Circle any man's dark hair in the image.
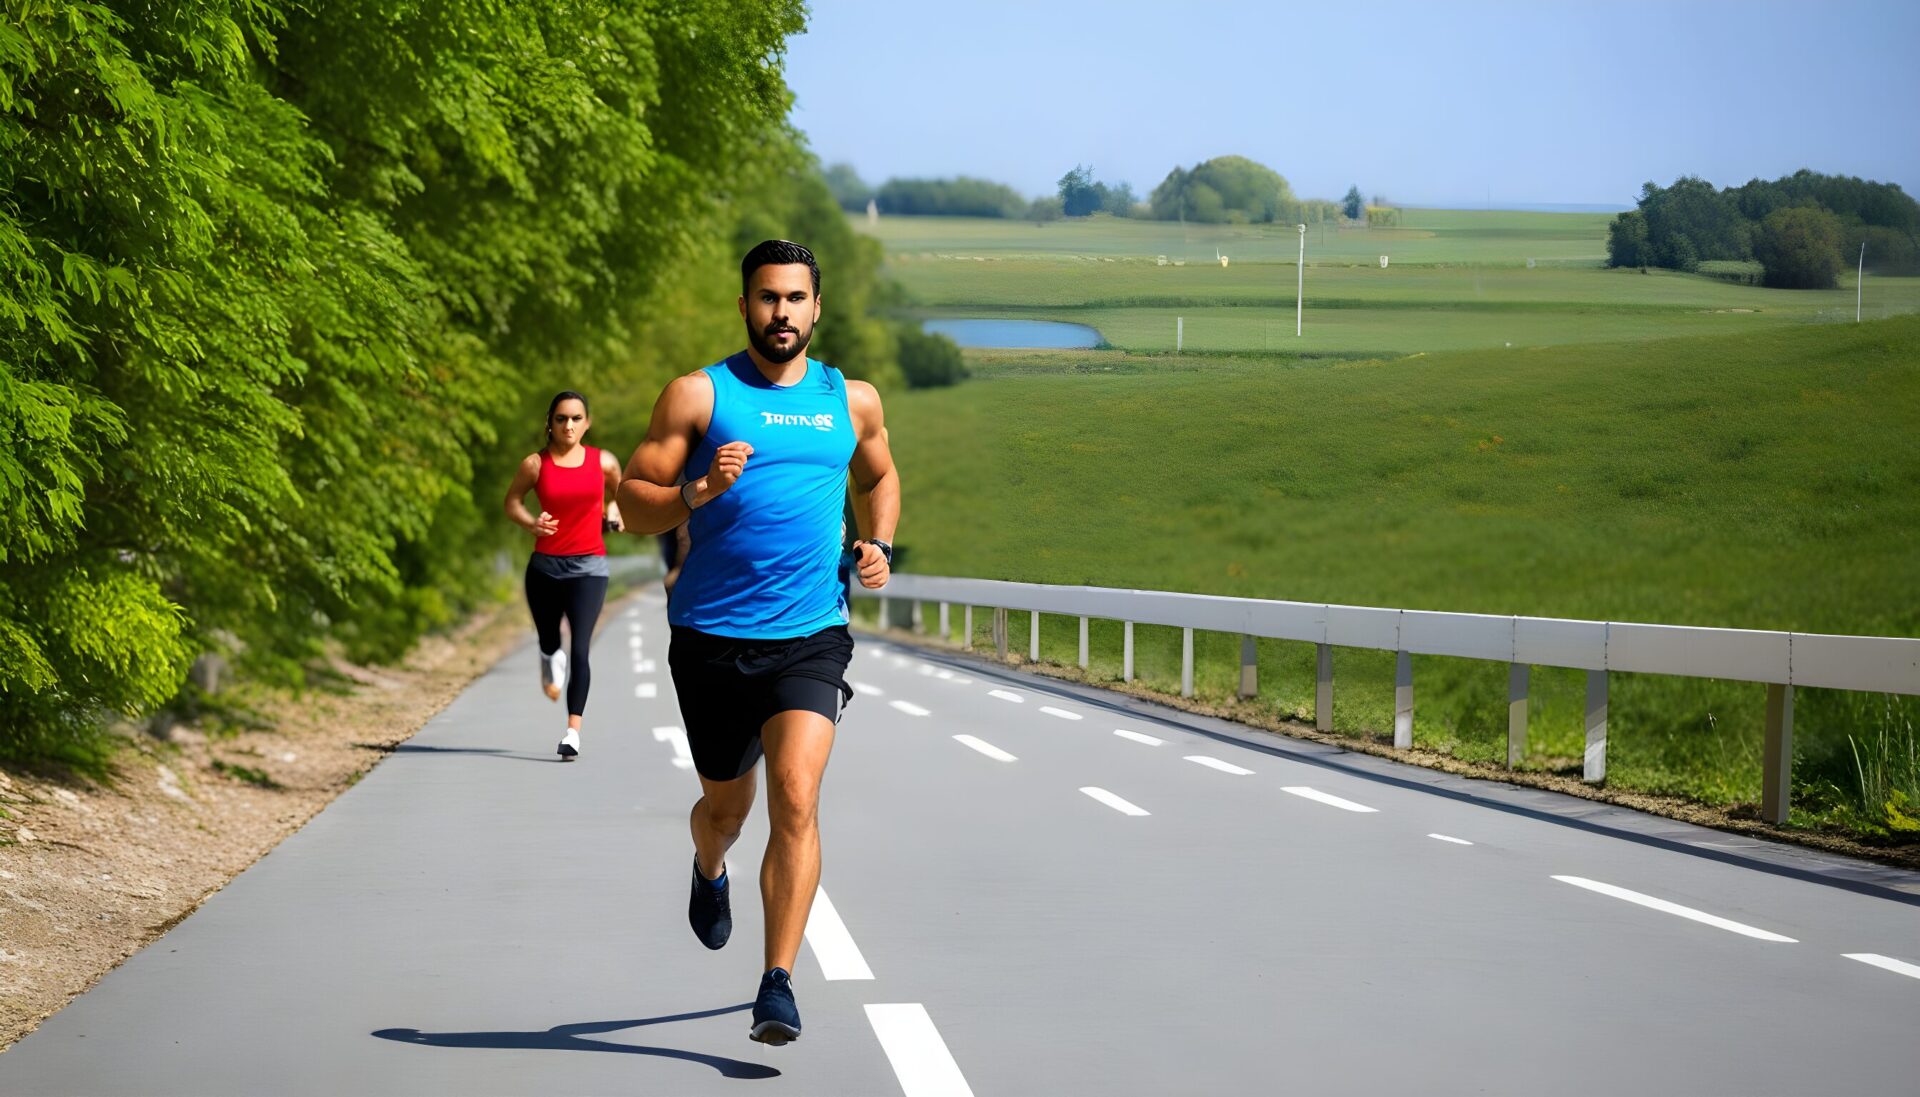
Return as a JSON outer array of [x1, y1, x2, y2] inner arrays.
[[741, 239, 821, 296]]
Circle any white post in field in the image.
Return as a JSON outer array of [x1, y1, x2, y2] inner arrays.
[[1857, 242, 1866, 322], [1176, 315, 1184, 354], [1295, 223, 1306, 337]]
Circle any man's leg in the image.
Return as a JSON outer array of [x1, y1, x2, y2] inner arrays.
[[759, 709, 836, 974], [692, 769, 757, 884]]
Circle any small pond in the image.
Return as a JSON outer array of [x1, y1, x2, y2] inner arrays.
[[922, 318, 1104, 349]]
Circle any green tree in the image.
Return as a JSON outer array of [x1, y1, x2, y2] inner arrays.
[[895, 326, 966, 389], [1606, 210, 1651, 268], [823, 163, 874, 212], [1058, 164, 1105, 217], [1147, 156, 1297, 223], [1343, 185, 1364, 220], [0, 0, 812, 766], [1753, 206, 1846, 289]]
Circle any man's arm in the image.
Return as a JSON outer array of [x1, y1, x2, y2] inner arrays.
[[617, 373, 753, 536], [846, 379, 899, 589]]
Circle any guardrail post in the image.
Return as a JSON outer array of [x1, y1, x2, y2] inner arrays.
[[993, 608, 1008, 660], [878, 596, 889, 629], [1394, 651, 1413, 749], [1762, 684, 1794, 825], [1584, 670, 1608, 783], [1238, 635, 1257, 698], [912, 601, 924, 633], [1181, 628, 1195, 697], [1507, 664, 1529, 767], [963, 606, 973, 651], [939, 602, 949, 641], [1123, 622, 1135, 682], [1030, 612, 1040, 662], [1316, 644, 1333, 731], [1078, 617, 1089, 669]]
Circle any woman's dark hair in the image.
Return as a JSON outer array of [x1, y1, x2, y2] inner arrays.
[[545, 390, 589, 443], [741, 239, 820, 296]]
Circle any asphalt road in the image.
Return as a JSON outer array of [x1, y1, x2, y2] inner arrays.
[[4, 589, 1917, 1095]]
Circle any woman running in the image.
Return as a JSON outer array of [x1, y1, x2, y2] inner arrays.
[[503, 391, 624, 760]]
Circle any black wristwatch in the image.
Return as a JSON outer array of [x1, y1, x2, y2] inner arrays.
[[865, 538, 893, 565]]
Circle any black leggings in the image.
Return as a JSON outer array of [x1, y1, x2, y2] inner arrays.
[[524, 567, 608, 717]]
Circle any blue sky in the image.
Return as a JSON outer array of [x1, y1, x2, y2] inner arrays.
[[784, 0, 1920, 209]]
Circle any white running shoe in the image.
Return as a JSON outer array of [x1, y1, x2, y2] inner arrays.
[[540, 649, 568, 702], [558, 727, 581, 760]]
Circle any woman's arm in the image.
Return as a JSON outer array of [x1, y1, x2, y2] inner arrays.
[[503, 453, 558, 536]]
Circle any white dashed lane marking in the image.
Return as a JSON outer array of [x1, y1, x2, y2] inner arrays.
[[634, 683, 658, 699], [802, 886, 874, 981], [988, 689, 1024, 703], [1038, 706, 1082, 721], [952, 735, 1016, 763], [1552, 876, 1798, 943], [851, 681, 885, 697], [1281, 786, 1378, 813], [1429, 834, 1475, 846], [1080, 787, 1150, 816], [1113, 729, 1164, 746], [650, 726, 693, 770], [1184, 755, 1252, 776], [889, 700, 930, 717], [865, 1004, 975, 1097], [1844, 953, 1920, 981]]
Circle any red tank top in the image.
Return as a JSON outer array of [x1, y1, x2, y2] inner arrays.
[[534, 446, 607, 557]]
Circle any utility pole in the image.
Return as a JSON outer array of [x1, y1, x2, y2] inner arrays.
[[1296, 223, 1306, 337]]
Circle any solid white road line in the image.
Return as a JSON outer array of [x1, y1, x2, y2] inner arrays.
[[634, 683, 658, 699], [1552, 876, 1798, 942], [865, 1004, 974, 1097], [650, 725, 693, 770], [1281, 786, 1378, 813], [988, 689, 1024, 703], [889, 700, 931, 717], [1843, 953, 1920, 980], [803, 886, 874, 981], [952, 735, 1016, 762], [1429, 834, 1475, 846], [1114, 729, 1165, 746], [1038, 706, 1083, 721], [1080, 787, 1150, 816], [852, 681, 885, 697], [1185, 755, 1253, 775]]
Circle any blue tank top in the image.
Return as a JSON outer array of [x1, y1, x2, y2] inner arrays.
[[670, 353, 857, 639]]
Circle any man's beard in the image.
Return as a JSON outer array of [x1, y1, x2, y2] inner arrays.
[[747, 319, 810, 364]]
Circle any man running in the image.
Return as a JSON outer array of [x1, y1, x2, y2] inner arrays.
[[617, 239, 899, 1045]]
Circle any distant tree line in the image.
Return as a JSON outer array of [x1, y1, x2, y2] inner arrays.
[[1607, 171, 1920, 287], [825, 154, 1342, 225]]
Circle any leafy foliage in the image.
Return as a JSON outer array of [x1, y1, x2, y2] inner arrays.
[[1148, 155, 1299, 224], [875, 176, 1031, 219], [0, 0, 853, 765], [1753, 206, 1846, 289], [1608, 171, 1920, 279]]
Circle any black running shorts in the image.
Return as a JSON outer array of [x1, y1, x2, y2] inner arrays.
[[667, 624, 854, 782]]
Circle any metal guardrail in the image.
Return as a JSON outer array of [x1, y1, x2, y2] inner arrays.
[[853, 574, 1920, 825]]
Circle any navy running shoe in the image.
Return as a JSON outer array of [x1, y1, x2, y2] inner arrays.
[[688, 857, 731, 950], [749, 967, 801, 1045]]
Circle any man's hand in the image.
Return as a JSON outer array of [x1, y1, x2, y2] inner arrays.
[[703, 441, 754, 500], [852, 540, 890, 589], [532, 510, 559, 537]]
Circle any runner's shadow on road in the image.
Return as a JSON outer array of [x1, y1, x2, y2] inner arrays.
[[372, 1003, 778, 1079], [373, 744, 553, 763]]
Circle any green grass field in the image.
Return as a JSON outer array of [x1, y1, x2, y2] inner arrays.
[[869, 211, 1920, 358], [874, 316, 1920, 836]]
